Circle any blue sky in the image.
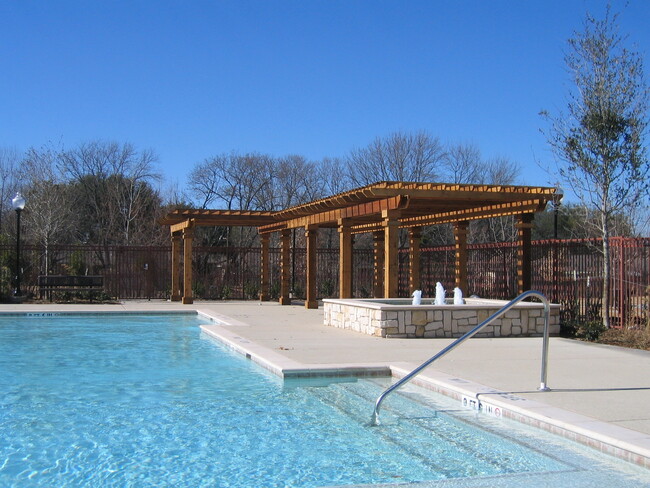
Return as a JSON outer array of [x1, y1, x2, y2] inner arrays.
[[1, 0, 649, 194]]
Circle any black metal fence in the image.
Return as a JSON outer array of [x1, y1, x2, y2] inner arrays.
[[1, 238, 648, 327]]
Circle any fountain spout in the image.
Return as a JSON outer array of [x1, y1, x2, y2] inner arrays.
[[435, 282, 445, 305], [453, 287, 465, 305], [411, 289, 422, 305]]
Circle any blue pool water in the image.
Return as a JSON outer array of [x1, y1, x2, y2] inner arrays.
[[1, 313, 649, 487]]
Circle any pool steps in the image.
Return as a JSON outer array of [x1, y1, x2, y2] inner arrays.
[[371, 291, 552, 426], [200, 312, 650, 471]]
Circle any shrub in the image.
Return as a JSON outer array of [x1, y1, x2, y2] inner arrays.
[[243, 281, 259, 299], [577, 320, 606, 341]]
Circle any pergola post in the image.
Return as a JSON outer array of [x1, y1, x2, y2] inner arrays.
[[259, 233, 270, 301], [279, 229, 291, 305], [182, 226, 194, 304], [516, 213, 534, 294], [338, 219, 353, 298], [305, 225, 319, 309], [383, 209, 400, 298], [372, 231, 385, 298], [454, 221, 469, 294], [408, 227, 421, 294], [171, 233, 182, 301]]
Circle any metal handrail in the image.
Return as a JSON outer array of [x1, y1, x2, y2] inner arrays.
[[370, 290, 552, 426]]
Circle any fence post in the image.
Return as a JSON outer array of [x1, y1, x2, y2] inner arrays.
[[618, 238, 625, 327]]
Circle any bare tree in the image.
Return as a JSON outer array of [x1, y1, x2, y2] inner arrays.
[[59, 141, 161, 246], [318, 157, 350, 196], [115, 151, 161, 244], [186, 156, 225, 209], [423, 151, 521, 245], [541, 6, 649, 327], [187, 153, 274, 210], [188, 152, 279, 247], [0, 147, 19, 234], [483, 156, 520, 185], [346, 131, 445, 186], [267, 155, 328, 210], [442, 143, 483, 183], [469, 156, 521, 244], [19, 146, 76, 273]]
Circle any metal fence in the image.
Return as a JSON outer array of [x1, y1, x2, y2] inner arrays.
[[1, 238, 648, 327]]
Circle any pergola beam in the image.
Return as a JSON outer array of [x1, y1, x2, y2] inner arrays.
[[258, 195, 409, 233], [170, 220, 193, 234], [348, 200, 547, 234], [162, 209, 276, 227]]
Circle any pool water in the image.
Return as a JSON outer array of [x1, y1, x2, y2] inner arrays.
[[0, 313, 649, 487]]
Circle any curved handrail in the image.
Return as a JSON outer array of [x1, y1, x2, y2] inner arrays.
[[370, 290, 551, 426]]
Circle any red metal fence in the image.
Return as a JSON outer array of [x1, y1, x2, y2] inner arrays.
[[1, 238, 648, 327]]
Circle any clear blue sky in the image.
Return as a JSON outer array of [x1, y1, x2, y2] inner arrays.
[[1, 0, 649, 194]]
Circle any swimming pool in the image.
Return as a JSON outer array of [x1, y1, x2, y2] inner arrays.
[[1, 312, 648, 487]]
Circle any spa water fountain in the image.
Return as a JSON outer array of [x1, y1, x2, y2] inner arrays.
[[434, 282, 445, 305], [454, 287, 464, 305], [323, 284, 560, 338]]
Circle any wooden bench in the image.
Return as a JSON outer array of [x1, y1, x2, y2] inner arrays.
[[38, 275, 104, 301]]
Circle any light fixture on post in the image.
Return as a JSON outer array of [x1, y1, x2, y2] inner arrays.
[[12, 192, 26, 299]]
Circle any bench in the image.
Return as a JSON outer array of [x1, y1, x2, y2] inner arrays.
[[38, 275, 104, 301]]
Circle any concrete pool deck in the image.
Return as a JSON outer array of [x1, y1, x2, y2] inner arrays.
[[4, 299, 650, 468]]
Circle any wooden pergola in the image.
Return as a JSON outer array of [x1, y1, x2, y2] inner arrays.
[[161, 181, 559, 307]]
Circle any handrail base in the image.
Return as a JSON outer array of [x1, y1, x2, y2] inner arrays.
[[370, 411, 379, 427]]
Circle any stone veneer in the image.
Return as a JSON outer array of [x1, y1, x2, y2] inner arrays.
[[322, 298, 560, 338]]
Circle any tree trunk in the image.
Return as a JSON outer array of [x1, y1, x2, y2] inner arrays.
[[601, 218, 611, 328]]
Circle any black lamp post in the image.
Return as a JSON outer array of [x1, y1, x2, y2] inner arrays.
[[12, 192, 26, 298], [551, 188, 563, 303], [552, 188, 564, 239]]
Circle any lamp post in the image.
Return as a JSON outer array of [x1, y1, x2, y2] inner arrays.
[[12, 192, 26, 298], [551, 188, 563, 303], [552, 189, 564, 239]]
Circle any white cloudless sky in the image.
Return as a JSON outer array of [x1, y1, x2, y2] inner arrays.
[[1, 0, 648, 197]]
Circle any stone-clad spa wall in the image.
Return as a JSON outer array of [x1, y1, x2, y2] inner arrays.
[[322, 298, 561, 338]]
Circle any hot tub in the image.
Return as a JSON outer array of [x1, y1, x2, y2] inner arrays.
[[322, 297, 560, 338]]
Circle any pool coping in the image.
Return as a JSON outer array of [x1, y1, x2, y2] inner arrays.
[[323, 297, 561, 310], [198, 311, 650, 470]]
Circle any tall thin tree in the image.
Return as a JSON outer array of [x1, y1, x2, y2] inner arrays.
[[542, 6, 649, 327]]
